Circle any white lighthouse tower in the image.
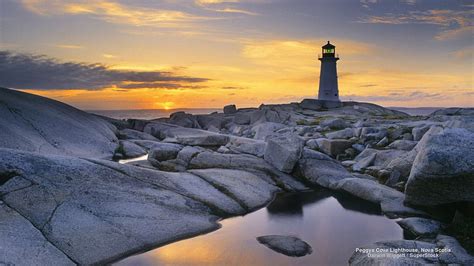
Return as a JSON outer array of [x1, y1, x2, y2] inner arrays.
[[318, 41, 340, 102]]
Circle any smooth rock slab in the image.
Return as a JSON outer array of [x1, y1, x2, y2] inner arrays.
[[0, 87, 118, 158], [297, 149, 354, 189], [388, 140, 417, 151], [118, 128, 157, 141], [147, 142, 183, 163], [335, 178, 404, 204], [120, 140, 147, 159], [257, 235, 312, 257], [0, 201, 74, 265], [88, 159, 246, 216], [397, 217, 443, 237], [190, 168, 280, 211], [189, 152, 308, 191], [227, 137, 266, 157], [0, 148, 218, 265]]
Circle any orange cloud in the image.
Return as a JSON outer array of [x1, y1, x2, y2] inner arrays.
[[21, 0, 210, 28]]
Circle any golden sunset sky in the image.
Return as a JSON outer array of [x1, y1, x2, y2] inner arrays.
[[1, 0, 473, 109]]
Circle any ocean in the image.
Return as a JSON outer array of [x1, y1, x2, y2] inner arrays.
[[89, 107, 442, 120], [89, 108, 221, 120]]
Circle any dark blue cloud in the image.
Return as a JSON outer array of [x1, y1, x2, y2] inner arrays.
[[0, 51, 209, 90]]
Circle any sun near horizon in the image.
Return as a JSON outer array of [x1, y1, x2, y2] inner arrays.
[[1, 0, 472, 110]]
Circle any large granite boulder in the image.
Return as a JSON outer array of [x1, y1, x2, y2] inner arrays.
[[251, 122, 286, 140], [227, 137, 266, 157], [118, 128, 157, 141], [316, 139, 353, 157], [405, 126, 474, 206], [119, 140, 147, 159], [147, 142, 184, 166], [144, 122, 230, 146], [335, 178, 404, 204], [325, 128, 354, 139], [360, 127, 388, 141], [397, 217, 443, 237], [0, 148, 219, 265], [320, 118, 350, 130], [387, 140, 417, 151], [412, 125, 431, 141], [297, 148, 354, 188], [0, 88, 118, 158], [223, 104, 237, 114], [264, 134, 304, 173], [168, 111, 200, 128], [233, 112, 251, 125], [299, 99, 323, 110]]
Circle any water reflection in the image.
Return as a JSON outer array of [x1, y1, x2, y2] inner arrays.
[[117, 189, 403, 266]]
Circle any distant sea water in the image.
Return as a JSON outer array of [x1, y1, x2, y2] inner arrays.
[[89, 108, 221, 120], [89, 107, 443, 120]]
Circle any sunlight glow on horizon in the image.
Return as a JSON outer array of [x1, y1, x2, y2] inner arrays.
[[2, 0, 473, 109]]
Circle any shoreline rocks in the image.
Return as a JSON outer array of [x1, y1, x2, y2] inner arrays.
[[1, 88, 473, 265]]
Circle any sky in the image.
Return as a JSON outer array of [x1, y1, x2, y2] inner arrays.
[[0, 0, 473, 110]]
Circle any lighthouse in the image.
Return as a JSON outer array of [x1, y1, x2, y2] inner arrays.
[[318, 41, 340, 102]]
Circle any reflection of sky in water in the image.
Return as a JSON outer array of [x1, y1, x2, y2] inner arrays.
[[117, 190, 403, 266]]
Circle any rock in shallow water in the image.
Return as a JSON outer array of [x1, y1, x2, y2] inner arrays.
[[257, 235, 312, 257]]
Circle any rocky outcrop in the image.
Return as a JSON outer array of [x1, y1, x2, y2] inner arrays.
[[226, 137, 266, 157], [297, 149, 354, 188], [0, 149, 219, 265], [118, 128, 157, 141], [189, 152, 308, 191], [316, 139, 353, 157], [405, 127, 474, 206], [397, 217, 444, 237], [190, 169, 279, 211], [257, 235, 312, 257], [1, 88, 472, 265], [223, 104, 237, 114], [0, 87, 118, 158], [118, 140, 147, 159], [264, 134, 304, 173]]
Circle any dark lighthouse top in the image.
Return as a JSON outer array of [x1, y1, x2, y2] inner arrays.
[[321, 41, 337, 58]]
